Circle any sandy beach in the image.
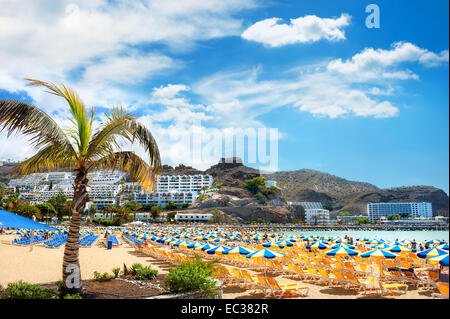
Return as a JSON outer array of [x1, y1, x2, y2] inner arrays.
[[0, 234, 438, 299]]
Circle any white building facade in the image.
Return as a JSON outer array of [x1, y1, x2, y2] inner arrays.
[[367, 202, 433, 222], [175, 213, 212, 222], [305, 208, 330, 225]]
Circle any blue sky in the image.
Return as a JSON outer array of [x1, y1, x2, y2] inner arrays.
[[0, 0, 448, 193]]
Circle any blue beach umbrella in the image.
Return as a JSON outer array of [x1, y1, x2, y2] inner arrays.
[[326, 246, 359, 257], [386, 244, 416, 253], [276, 240, 294, 247], [306, 241, 330, 250], [331, 243, 356, 250], [417, 247, 448, 259], [262, 241, 284, 249], [206, 245, 230, 255], [426, 254, 449, 267], [361, 249, 397, 259], [222, 246, 255, 255], [436, 244, 449, 251], [246, 248, 285, 259], [0, 209, 58, 231]]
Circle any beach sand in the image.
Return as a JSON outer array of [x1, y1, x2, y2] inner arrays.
[[0, 234, 436, 299]]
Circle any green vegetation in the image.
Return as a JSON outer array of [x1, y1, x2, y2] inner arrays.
[[387, 214, 401, 221], [165, 255, 218, 296], [1, 79, 162, 295], [0, 281, 58, 299], [338, 211, 351, 216], [150, 205, 162, 220], [112, 267, 120, 278], [63, 293, 82, 299], [244, 177, 268, 195], [127, 263, 158, 280], [166, 211, 177, 222], [93, 271, 113, 281]]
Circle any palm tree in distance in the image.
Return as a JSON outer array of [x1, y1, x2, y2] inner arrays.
[[0, 79, 162, 294]]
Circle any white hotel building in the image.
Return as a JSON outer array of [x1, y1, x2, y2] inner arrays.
[[305, 208, 330, 225], [134, 174, 214, 208], [367, 202, 433, 222], [156, 175, 213, 193]]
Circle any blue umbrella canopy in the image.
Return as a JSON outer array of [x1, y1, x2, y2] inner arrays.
[[331, 243, 356, 250], [206, 245, 230, 255], [326, 246, 359, 257], [222, 246, 255, 255], [0, 209, 57, 231], [426, 254, 449, 267], [417, 247, 448, 259], [246, 248, 285, 259], [361, 248, 397, 259], [262, 241, 284, 249]]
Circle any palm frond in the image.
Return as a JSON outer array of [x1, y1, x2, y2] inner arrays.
[[86, 106, 134, 160], [26, 79, 92, 158], [0, 99, 76, 157], [88, 151, 157, 191], [87, 106, 162, 175], [16, 144, 77, 175]]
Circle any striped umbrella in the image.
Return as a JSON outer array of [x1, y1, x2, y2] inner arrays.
[[326, 246, 359, 257], [262, 241, 285, 249], [436, 244, 449, 251], [386, 244, 416, 253], [276, 240, 294, 247], [212, 237, 226, 243], [206, 245, 230, 255], [177, 241, 192, 249], [195, 243, 216, 252], [187, 242, 203, 249], [331, 243, 356, 250], [426, 254, 449, 267], [361, 249, 397, 259], [246, 248, 285, 259], [417, 247, 448, 259], [222, 246, 255, 255], [306, 241, 330, 250]]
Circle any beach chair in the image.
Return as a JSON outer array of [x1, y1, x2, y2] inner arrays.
[[432, 282, 449, 299], [343, 271, 371, 291], [264, 276, 309, 299], [317, 267, 340, 287], [367, 275, 408, 296]]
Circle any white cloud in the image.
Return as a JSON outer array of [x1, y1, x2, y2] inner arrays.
[[0, 0, 260, 113], [328, 42, 449, 81], [241, 14, 351, 47], [194, 68, 399, 120]]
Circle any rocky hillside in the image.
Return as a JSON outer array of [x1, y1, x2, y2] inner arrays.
[[2, 158, 448, 218], [201, 160, 449, 217], [264, 169, 379, 201]]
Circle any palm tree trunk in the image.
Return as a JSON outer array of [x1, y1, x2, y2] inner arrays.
[[62, 168, 89, 295]]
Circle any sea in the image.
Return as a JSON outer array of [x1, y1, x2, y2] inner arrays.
[[282, 230, 449, 242]]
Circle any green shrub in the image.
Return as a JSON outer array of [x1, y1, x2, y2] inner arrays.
[[63, 293, 82, 299], [112, 267, 120, 278], [1, 281, 58, 299], [56, 280, 64, 293], [165, 255, 218, 296], [130, 263, 143, 276], [93, 271, 112, 281], [135, 267, 158, 280]]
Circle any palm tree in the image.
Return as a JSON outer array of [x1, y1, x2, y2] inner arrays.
[[0, 79, 162, 294]]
